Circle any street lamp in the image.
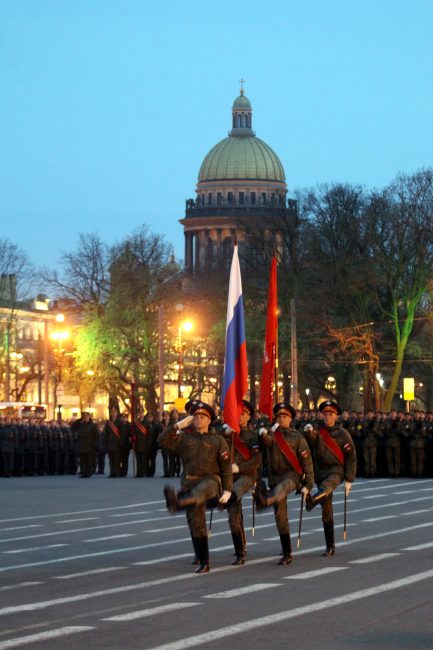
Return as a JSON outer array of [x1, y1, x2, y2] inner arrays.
[[178, 319, 193, 398], [51, 315, 69, 420]]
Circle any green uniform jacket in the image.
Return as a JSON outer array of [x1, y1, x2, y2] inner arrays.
[[304, 424, 356, 483], [158, 425, 233, 492], [263, 427, 314, 490]]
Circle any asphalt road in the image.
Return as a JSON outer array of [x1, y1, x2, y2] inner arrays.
[[0, 461, 433, 650]]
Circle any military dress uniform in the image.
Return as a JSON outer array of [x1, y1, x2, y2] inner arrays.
[[222, 400, 262, 565], [159, 402, 233, 573], [103, 413, 125, 478], [0, 418, 17, 477], [71, 414, 99, 477], [384, 412, 403, 477], [131, 411, 152, 478], [255, 402, 314, 565], [304, 400, 356, 556]]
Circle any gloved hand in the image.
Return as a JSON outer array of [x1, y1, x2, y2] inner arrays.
[[271, 422, 279, 432], [345, 481, 352, 497], [175, 415, 194, 430], [301, 486, 309, 498], [219, 490, 231, 504], [259, 427, 268, 437], [232, 463, 240, 473], [303, 424, 313, 433]]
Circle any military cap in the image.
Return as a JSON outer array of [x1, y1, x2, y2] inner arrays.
[[190, 401, 215, 421], [185, 399, 199, 414], [241, 400, 255, 418], [319, 400, 342, 415], [273, 402, 296, 419]]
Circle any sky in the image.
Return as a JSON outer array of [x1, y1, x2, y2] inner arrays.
[[2, 0, 433, 271]]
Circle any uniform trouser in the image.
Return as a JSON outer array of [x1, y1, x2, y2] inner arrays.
[[184, 478, 220, 537], [80, 452, 93, 477], [162, 451, 174, 477], [108, 450, 120, 477], [97, 452, 106, 473], [146, 451, 156, 477], [317, 472, 342, 523], [386, 445, 401, 476], [363, 445, 377, 476], [135, 451, 148, 477], [228, 475, 254, 536], [410, 448, 425, 477], [2, 452, 14, 476], [272, 477, 297, 535], [25, 452, 37, 475], [119, 448, 129, 477]]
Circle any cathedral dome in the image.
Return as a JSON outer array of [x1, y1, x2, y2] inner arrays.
[[197, 91, 285, 183]]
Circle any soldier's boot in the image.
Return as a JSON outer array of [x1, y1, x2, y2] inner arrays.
[[195, 536, 210, 574], [305, 488, 328, 512], [253, 479, 269, 511], [191, 532, 200, 565], [278, 533, 292, 566], [322, 520, 335, 557], [163, 486, 196, 514], [231, 531, 246, 565]]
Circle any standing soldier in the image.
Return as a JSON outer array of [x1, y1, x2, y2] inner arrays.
[[119, 413, 131, 477], [384, 410, 403, 478], [0, 416, 17, 478], [104, 406, 124, 478], [71, 412, 99, 478], [160, 402, 232, 574], [409, 410, 427, 478], [221, 400, 262, 566], [362, 410, 380, 478], [132, 407, 152, 478], [304, 400, 356, 557], [254, 402, 314, 566]]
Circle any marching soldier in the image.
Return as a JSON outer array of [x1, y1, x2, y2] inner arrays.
[[159, 401, 232, 574], [304, 400, 356, 557], [254, 402, 314, 565], [221, 400, 262, 565]]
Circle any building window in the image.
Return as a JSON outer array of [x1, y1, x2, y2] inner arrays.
[[217, 192, 222, 205], [208, 193, 212, 205], [250, 192, 256, 205], [227, 192, 233, 204], [262, 192, 267, 205], [239, 192, 244, 205]]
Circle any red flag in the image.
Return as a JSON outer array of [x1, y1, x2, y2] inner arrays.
[[258, 256, 278, 420]]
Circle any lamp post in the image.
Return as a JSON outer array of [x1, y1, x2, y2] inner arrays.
[[178, 320, 193, 398], [51, 314, 69, 421]]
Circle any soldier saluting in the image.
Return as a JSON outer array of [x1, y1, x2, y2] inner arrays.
[[304, 400, 356, 557], [159, 401, 232, 574], [254, 402, 314, 566]]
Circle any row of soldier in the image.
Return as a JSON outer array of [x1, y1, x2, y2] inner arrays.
[[160, 398, 356, 574], [1, 406, 433, 478]]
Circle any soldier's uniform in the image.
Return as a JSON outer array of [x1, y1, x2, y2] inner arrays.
[[304, 400, 356, 556], [222, 400, 262, 565], [256, 402, 314, 565], [409, 412, 427, 478], [0, 417, 17, 477], [384, 411, 403, 477], [159, 402, 232, 574], [71, 413, 99, 478], [131, 409, 152, 478], [362, 411, 380, 478], [103, 409, 125, 478]]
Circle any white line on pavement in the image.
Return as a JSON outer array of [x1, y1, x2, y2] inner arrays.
[[103, 602, 200, 621], [403, 541, 433, 551], [54, 518, 100, 524], [3, 544, 68, 554], [146, 569, 433, 650], [53, 567, 126, 579], [0, 501, 165, 524], [362, 515, 397, 522], [204, 584, 279, 598], [83, 535, 135, 542], [0, 626, 94, 650], [350, 553, 400, 564], [363, 495, 386, 499], [0, 582, 43, 592], [134, 544, 242, 566], [284, 567, 347, 579], [2, 525, 42, 532]]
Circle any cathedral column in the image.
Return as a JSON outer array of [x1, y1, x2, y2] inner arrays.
[[194, 230, 201, 274]]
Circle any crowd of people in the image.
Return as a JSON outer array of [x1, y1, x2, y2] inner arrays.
[[0, 405, 432, 480]]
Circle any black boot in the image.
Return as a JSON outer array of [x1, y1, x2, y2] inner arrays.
[[231, 531, 246, 565], [322, 520, 335, 557], [278, 533, 292, 565], [195, 536, 210, 574], [253, 479, 268, 511], [163, 486, 178, 513], [306, 488, 328, 512], [191, 534, 200, 565]]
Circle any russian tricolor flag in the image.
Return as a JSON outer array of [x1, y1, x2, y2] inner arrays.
[[221, 243, 248, 432]]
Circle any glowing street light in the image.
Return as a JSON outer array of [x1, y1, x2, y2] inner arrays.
[[178, 319, 193, 398]]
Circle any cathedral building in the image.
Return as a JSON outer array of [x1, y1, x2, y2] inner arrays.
[[181, 87, 295, 274]]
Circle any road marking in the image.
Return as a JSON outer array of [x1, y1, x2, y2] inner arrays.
[[146, 569, 433, 650], [55, 517, 99, 523], [3, 544, 68, 554], [401, 509, 432, 516], [83, 534, 135, 542], [103, 602, 200, 621], [362, 515, 397, 522], [1, 525, 42, 532], [284, 567, 347, 579], [204, 584, 279, 598], [0, 626, 93, 649], [350, 553, 400, 564], [134, 544, 240, 566], [393, 491, 413, 495], [363, 495, 386, 499], [0, 582, 43, 591], [0, 501, 165, 524], [53, 567, 126, 579], [147, 525, 186, 533], [110, 511, 150, 517], [403, 541, 433, 551]]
